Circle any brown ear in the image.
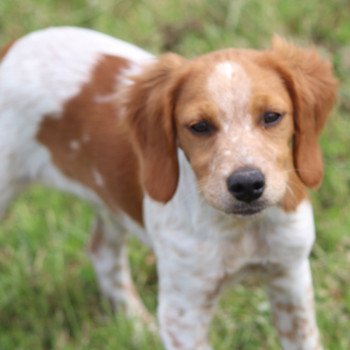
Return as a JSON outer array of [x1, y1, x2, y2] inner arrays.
[[124, 53, 186, 203], [269, 36, 338, 188]]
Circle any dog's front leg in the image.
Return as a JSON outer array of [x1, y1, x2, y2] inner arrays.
[[157, 266, 220, 350], [268, 260, 322, 350], [154, 238, 224, 350]]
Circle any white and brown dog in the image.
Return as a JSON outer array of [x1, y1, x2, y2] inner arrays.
[[0, 27, 337, 349]]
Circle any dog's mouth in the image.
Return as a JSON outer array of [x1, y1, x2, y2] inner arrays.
[[229, 201, 267, 216]]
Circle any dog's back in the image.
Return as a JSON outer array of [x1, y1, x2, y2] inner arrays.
[[0, 27, 151, 221]]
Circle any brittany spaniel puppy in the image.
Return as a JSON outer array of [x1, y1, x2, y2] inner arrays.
[[0, 27, 337, 349]]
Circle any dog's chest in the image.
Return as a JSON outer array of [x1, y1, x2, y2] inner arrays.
[[213, 222, 287, 285], [144, 193, 315, 289], [189, 216, 287, 283]]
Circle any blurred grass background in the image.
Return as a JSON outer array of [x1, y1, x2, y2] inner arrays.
[[0, 0, 350, 349]]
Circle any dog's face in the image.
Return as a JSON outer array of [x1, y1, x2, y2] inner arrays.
[[126, 38, 337, 214], [175, 56, 294, 214]]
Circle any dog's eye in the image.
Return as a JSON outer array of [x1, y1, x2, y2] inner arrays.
[[189, 120, 214, 135], [262, 112, 283, 127]]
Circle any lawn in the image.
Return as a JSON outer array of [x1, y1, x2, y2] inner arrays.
[[0, 0, 350, 349]]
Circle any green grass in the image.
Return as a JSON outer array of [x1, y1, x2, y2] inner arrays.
[[1, 0, 350, 349]]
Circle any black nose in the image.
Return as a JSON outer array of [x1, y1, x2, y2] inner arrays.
[[227, 168, 265, 203]]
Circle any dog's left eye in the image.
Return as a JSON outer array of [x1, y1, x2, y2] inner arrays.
[[189, 120, 214, 135], [262, 112, 283, 127]]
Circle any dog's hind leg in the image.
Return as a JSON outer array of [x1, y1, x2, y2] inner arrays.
[[88, 212, 155, 330]]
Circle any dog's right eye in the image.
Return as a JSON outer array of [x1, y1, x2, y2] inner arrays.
[[261, 111, 284, 127], [189, 121, 214, 135]]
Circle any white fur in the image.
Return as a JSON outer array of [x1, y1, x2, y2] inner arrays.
[[69, 140, 81, 151], [207, 61, 251, 124], [92, 168, 105, 187], [0, 28, 321, 350]]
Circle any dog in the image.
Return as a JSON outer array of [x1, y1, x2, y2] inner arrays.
[[0, 27, 337, 349]]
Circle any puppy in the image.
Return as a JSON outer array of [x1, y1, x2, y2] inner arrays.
[[0, 27, 337, 349]]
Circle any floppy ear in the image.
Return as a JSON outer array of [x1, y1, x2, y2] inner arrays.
[[124, 53, 186, 203], [269, 36, 338, 188]]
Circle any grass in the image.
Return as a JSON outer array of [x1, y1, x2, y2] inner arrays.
[[0, 0, 350, 349]]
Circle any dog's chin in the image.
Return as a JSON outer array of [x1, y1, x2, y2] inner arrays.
[[226, 201, 268, 216], [203, 193, 269, 216]]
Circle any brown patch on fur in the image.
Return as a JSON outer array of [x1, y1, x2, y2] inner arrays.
[[275, 302, 303, 314], [202, 273, 228, 305], [267, 37, 338, 189], [168, 328, 184, 349], [277, 316, 312, 342], [174, 61, 221, 182], [0, 41, 15, 61], [37, 55, 144, 225], [280, 170, 308, 212], [124, 53, 187, 203]]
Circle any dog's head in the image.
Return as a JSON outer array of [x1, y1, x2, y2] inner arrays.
[[124, 37, 337, 215]]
